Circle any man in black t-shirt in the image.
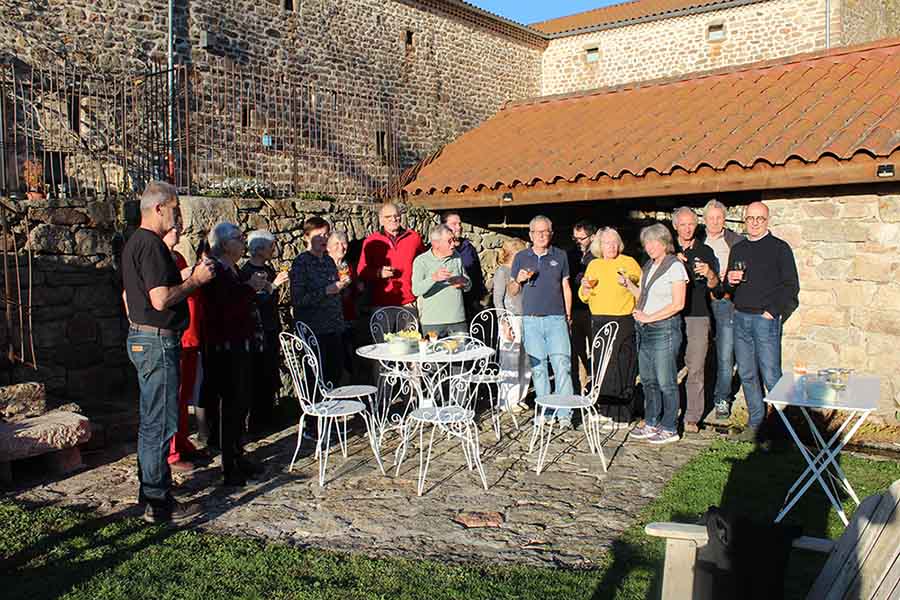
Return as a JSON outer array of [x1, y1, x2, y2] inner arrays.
[[122, 181, 215, 524], [673, 207, 720, 435]]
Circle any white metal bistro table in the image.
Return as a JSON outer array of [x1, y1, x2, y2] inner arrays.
[[764, 373, 879, 526], [356, 342, 495, 444]]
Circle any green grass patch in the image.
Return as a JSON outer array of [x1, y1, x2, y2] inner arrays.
[[2, 440, 898, 600]]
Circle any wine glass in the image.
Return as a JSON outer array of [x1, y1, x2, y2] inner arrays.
[[692, 257, 706, 281], [732, 259, 747, 283]]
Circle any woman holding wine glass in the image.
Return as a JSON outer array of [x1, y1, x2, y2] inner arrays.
[[290, 217, 352, 387], [327, 230, 364, 381], [578, 228, 642, 413]]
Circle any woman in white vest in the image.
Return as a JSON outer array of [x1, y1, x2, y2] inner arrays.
[[621, 224, 687, 445]]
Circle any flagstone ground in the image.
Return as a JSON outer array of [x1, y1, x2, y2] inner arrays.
[[10, 419, 715, 567]]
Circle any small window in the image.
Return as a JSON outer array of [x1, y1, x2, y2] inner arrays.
[[283, 0, 295, 11], [405, 30, 414, 51], [376, 131, 388, 161], [708, 24, 725, 42], [585, 47, 600, 64], [67, 93, 81, 134], [241, 104, 252, 128]]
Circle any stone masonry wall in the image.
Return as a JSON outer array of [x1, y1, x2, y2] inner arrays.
[[841, 0, 900, 46], [541, 0, 837, 96], [1, 0, 543, 185], [766, 185, 900, 423]]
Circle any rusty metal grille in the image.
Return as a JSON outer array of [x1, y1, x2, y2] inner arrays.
[[189, 59, 403, 200], [0, 59, 187, 199]]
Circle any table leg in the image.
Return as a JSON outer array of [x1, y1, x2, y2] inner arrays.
[[775, 407, 871, 526], [783, 408, 853, 499], [799, 407, 862, 505]]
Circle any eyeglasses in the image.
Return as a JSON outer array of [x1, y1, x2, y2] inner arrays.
[[530, 229, 552, 236], [572, 234, 590, 243], [744, 216, 768, 224], [382, 214, 401, 221]]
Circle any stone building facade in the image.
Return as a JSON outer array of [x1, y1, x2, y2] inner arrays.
[[842, 0, 900, 45], [540, 0, 840, 95]]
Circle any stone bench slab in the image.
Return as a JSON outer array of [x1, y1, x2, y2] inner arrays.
[[0, 411, 92, 462]]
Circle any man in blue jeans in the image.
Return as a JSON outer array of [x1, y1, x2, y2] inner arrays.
[[702, 200, 745, 419], [122, 181, 215, 523], [507, 215, 574, 428], [723, 201, 799, 443]]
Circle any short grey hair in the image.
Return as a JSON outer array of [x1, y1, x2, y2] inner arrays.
[[529, 215, 552, 231], [327, 230, 349, 244], [672, 206, 699, 225], [640, 223, 675, 255], [703, 199, 727, 215], [140, 181, 177, 212], [208, 222, 243, 257], [590, 227, 624, 257], [429, 223, 453, 242], [247, 229, 276, 256]]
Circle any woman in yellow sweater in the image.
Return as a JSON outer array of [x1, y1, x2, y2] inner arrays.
[[578, 227, 642, 405]]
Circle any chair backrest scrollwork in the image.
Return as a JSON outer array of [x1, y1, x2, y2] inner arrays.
[[280, 332, 326, 412], [369, 306, 419, 344], [587, 321, 619, 401]]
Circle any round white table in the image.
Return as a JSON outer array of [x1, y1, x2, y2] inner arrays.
[[355, 342, 495, 443]]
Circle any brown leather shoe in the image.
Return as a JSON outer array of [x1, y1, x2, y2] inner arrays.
[[684, 422, 701, 434]]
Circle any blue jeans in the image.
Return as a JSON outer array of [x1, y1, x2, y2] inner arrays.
[[637, 317, 682, 433], [711, 298, 736, 405], [127, 329, 181, 504], [733, 311, 783, 429], [522, 315, 573, 419]]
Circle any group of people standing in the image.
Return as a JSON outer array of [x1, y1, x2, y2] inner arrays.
[[122, 180, 798, 524], [564, 200, 799, 446]]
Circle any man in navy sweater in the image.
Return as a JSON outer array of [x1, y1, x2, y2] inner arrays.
[[724, 201, 799, 442]]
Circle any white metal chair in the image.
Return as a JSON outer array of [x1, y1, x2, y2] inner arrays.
[[280, 332, 385, 486], [466, 308, 518, 439], [393, 338, 489, 496], [368, 306, 420, 428], [369, 306, 419, 343], [528, 321, 619, 475]]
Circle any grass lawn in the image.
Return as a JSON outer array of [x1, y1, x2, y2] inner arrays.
[[2, 440, 898, 600]]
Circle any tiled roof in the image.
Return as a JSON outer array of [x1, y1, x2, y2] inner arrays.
[[530, 0, 739, 35], [405, 39, 900, 198]]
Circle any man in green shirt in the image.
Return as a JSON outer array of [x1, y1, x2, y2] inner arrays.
[[412, 224, 471, 337]]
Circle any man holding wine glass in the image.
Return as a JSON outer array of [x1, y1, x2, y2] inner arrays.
[[673, 207, 719, 435], [723, 201, 799, 444]]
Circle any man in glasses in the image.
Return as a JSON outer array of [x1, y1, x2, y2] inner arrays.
[[508, 215, 575, 428], [357, 202, 425, 314], [569, 220, 597, 394], [723, 201, 799, 445]]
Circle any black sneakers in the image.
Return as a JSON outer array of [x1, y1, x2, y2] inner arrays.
[[143, 496, 204, 524]]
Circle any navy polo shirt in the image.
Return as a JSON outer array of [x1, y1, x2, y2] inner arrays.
[[511, 246, 570, 316]]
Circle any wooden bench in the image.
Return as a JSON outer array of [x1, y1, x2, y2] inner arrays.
[[645, 478, 900, 599]]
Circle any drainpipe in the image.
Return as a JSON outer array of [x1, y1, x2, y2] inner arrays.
[[167, 0, 175, 182], [825, 0, 831, 49]]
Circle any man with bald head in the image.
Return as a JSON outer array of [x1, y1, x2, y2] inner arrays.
[[723, 201, 799, 443], [122, 181, 215, 523], [357, 202, 425, 313]]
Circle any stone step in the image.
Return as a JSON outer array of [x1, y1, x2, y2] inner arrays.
[[0, 410, 92, 484]]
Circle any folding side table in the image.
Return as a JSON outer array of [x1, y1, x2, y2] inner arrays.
[[764, 373, 879, 526]]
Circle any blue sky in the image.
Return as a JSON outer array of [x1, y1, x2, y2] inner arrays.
[[469, 1, 620, 25]]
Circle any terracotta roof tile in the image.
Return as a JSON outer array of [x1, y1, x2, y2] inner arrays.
[[406, 39, 900, 197], [530, 0, 736, 35]]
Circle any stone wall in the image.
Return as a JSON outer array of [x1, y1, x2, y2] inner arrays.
[[540, 0, 836, 96], [0, 195, 130, 413], [766, 184, 900, 423], [841, 0, 900, 45], [1, 0, 543, 194]]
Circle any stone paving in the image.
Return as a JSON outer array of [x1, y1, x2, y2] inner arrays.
[[9, 416, 715, 567]]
